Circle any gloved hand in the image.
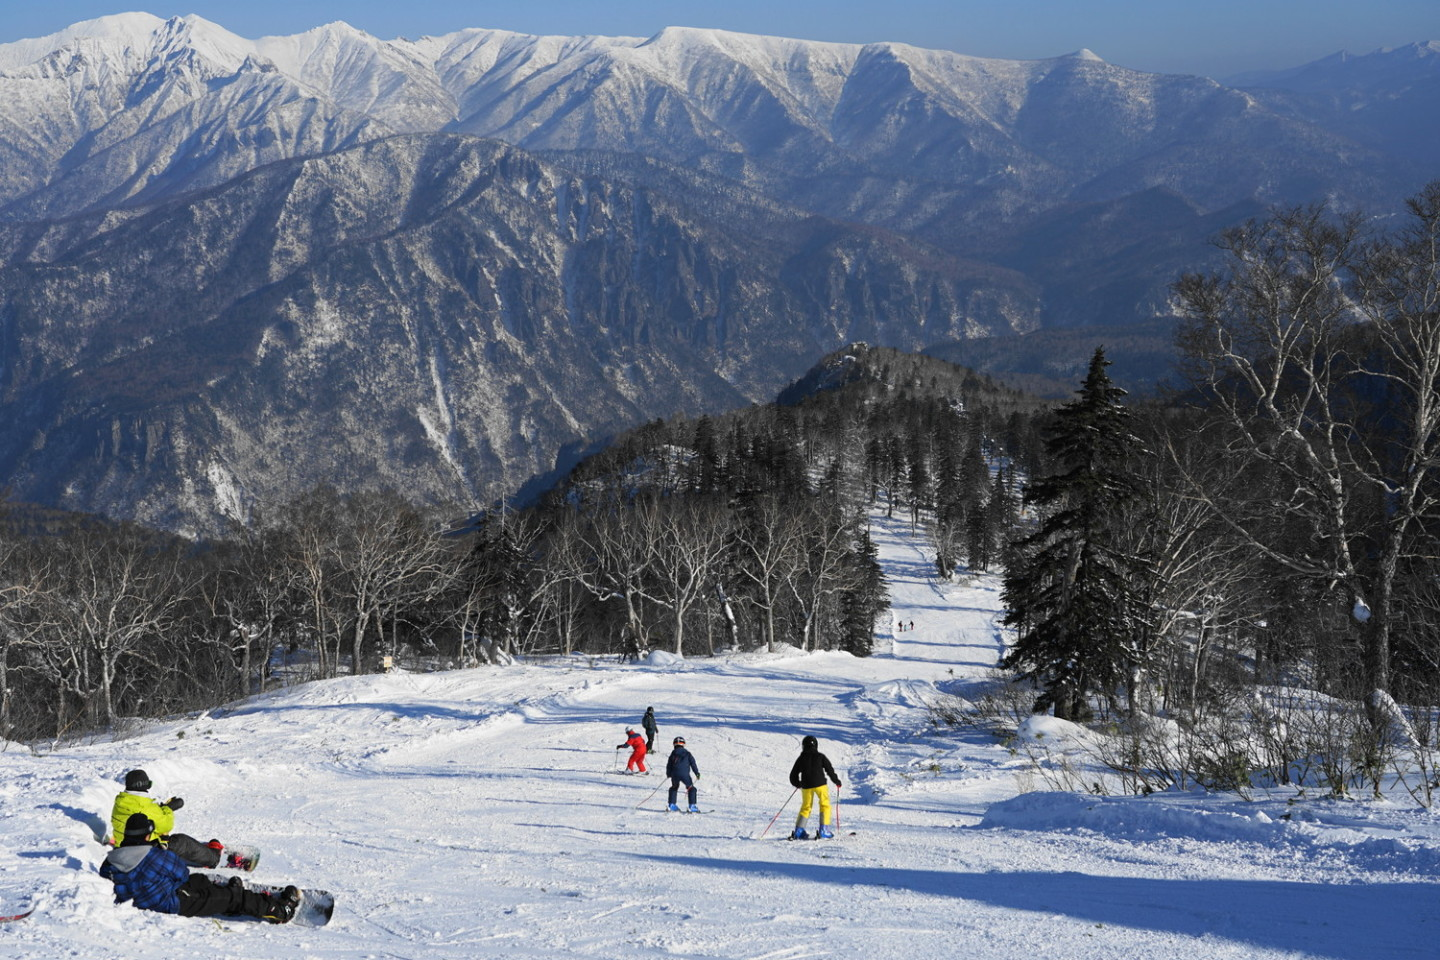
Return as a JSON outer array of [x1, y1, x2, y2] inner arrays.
[[693, 773, 700, 781], [166, 797, 185, 810], [616, 745, 624, 750], [833, 780, 842, 788]]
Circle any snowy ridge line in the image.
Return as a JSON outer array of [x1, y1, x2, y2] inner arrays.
[[980, 791, 1440, 876]]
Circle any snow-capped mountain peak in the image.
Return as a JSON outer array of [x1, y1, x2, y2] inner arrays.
[[0, 12, 165, 70], [1227, 38, 1440, 91]]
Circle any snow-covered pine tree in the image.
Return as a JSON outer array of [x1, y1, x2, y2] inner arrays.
[[839, 526, 886, 657], [1000, 348, 1150, 721]]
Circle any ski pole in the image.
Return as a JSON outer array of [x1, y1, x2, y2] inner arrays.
[[834, 784, 841, 834], [759, 788, 798, 838], [636, 779, 666, 809]]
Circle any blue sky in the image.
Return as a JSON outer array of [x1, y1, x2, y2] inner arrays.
[[5, 1, 1438, 78]]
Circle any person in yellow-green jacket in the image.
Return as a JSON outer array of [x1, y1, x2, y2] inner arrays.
[[109, 769, 222, 868]]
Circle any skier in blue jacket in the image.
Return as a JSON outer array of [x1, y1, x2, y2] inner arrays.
[[665, 736, 701, 812], [100, 813, 300, 923]]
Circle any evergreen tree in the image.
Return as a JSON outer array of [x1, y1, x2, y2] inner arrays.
[[464, 515, 532, 655], [839, 526, 887, 657], [690, 415, 724, 493], [1000, 348, 1150, 720], [971, 466, 1015, 572]]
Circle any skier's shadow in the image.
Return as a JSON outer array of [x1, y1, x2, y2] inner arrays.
[[49, 803, 110, 843]]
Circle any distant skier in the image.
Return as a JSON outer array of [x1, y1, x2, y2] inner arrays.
[[616, 727, 648, 773], [642, 706, 658, 754], [788, 735, 842, 839], [110, 769, 221, 868], [666, 736, 700, 812], [100, 813, 299, 923]]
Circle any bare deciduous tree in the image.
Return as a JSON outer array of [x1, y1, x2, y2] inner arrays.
[[1174, 183, 1440, 702]]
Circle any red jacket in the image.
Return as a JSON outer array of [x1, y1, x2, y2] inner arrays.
[[619, 732, 646, 755]]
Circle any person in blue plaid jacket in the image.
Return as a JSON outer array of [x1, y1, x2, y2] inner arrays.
[[100, 813, 299, 923]]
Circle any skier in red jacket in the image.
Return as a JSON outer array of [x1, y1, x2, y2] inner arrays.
[[616, 727, 648, 773]]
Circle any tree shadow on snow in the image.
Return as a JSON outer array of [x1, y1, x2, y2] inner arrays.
[[224, 700, 494, 723], [632, 854, 1438, 959]]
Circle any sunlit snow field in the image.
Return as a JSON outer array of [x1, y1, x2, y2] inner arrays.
[[1, 513, 1436, 959]]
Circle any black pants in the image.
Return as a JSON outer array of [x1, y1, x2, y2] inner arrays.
[[164, 833, 221, 868], [175, 875, 272, 919], [668, 776, 696, 806]]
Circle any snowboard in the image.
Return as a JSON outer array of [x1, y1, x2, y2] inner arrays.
[[216, 843, 261, 872], [100, 836, 260, 871], [244, 882, 335, 927]]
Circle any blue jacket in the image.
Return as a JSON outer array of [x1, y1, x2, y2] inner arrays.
[[666, 746, 699, 780], [100, 843, 189, 914]]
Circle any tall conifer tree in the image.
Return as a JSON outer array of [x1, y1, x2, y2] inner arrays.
[[1000, 348, 1149, 720]]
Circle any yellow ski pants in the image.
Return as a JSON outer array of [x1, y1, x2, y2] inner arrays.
[[795, 785, 832, 826]]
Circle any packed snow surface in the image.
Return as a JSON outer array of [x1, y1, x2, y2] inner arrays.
[[1, 513, 1437, 958]]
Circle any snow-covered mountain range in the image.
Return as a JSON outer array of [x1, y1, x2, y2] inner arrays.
[[4, 14, 1429, 225], [0, 14, 1434, 531]]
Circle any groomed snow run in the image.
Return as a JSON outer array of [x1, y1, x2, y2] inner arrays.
[[1, 512, 1437, 959]]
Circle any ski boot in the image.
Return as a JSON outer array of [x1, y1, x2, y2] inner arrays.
[[790, 827, 809, 840], [688, 804, 700, 813], [667, 803, 680, 812], [818, 825, 834, 839], [263, 886, 301, 925]]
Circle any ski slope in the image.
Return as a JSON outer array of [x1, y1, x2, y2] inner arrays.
[[1, 513, 1436, 959]]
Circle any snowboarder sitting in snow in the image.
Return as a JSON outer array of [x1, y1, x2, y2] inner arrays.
[[100, 813, 300, 924], [110, 769, 221, 868], [666, 736, 700, 812], [616, 727, 648, 773], [789, 735, 842, 839], [642, 706, 658, 754]]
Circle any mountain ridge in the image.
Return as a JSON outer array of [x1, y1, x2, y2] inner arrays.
[[0, 132, 1036, 534]]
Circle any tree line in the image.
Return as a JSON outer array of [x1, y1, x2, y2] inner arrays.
[[999, 183, 1440, 800], [0, 346, 1043, 743]]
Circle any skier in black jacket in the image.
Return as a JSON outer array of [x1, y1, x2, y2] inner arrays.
[[665, 737, 701, 812], [788, 735, 841, 839]]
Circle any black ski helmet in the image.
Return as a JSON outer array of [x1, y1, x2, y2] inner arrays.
[[802, 735, 818, 750], [125, 769, 151, 792], [122, 813, 154, 839], [673, 737, 685, 746]]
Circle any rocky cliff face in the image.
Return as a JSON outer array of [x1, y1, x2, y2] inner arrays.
[[0, 14, 1432, 531], [0, 135, 1035, 533]]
